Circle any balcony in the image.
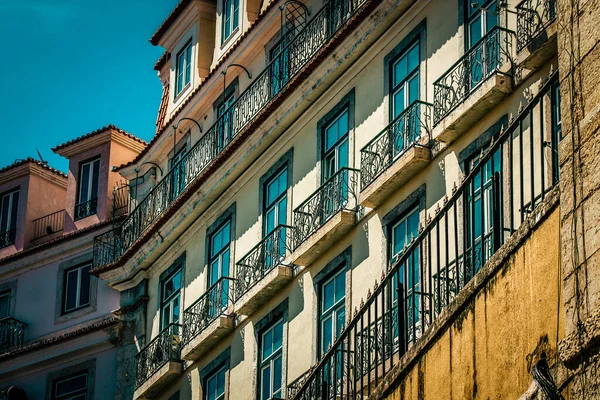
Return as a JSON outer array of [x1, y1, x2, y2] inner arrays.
[[133, 323, 183, 399], [32, 210, 65, 240], [234, 225, 294, 315], [74, 198, 98, 221], [180, 277, 235, 361], [0, 230, 16, 249], [359, 101, 433, 208], [290, 168, 359, 266], [433, 27, 514, 144], [93, 0, 372, 270], [0, 317, 26, 354], [515, 0, 557, 70]]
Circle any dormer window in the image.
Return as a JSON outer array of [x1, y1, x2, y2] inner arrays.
[[176, 41, 193, 96], [222, 0, 239, 43], [75, 157, 100, 220], [0, 189, 19, 248]]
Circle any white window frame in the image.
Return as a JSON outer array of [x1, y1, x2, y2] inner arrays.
[[64, 263, 92, 314], [320, 269, 346, 355], [205, 364, 227, 400], [77, 158, 100, 206], [175, 40, 193, 96], [259, 318, 284, 400], [0, 189, 19, 234], [53, 371, 88, 400]]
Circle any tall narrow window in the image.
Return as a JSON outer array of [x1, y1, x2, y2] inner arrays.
[[63, 263, 92, 314], [465, 147, 501, 275], [205, 365, 227, 400], [52, 371, 89, 400], [222, 0, 239, 43], [169, 141, 188, 200], [160, 267, 182, 330], [209, 220, 232, 311], [322, 110, 349, 182], [390, 207, 420, 336], [391, 42, 419, 120], [319, 269, 345, 356], [0, 290, 10, 319], [76, 157, 100, 220], [217, 92, 236, 151], [551, 83, 562, 183], [259, 319, 284, 400], [465, 0, 498, 88], [0, 189, 19, 248], [176, 41, 193, 96], [263, 168, 288, 268]]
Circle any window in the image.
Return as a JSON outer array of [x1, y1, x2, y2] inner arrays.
[[160, 267, 182, 330], [76, 158, 100, 220], [222, 0, 239, 43], [169, 140, 188, 200], [63, 263, 92, 314], [0, 189, 18, 247], [551, 83, 562, 183], [176, 41, 193, 96], [209, 220, 232, 310], [217, 91, 236, 150], [319, 269, 345, 355], [390, 207, 420, 329], [0, 290, 10, 319], [465, 0, 498, 88], [52, 371, 89, 400], [322, 110, 349, 182], [464, 146, 501, 275], [391, 42, 419, 120], [263, 168, 288, 267], [259, 319, 284, 400], [205, 365, 227, 400]]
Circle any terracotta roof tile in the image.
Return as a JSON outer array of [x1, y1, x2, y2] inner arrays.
[[0, 157, 67, 179], [156, 84, 170, 134], [154, 51, 171, 71], [118, 0, 282, 171], [51, 124, 147, 153], [150, 0, 193, 46]]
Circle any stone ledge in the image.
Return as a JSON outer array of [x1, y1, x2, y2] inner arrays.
[[369, 187, 560, 399], [133, 360, 183, 400], [515, 22, 557, 71], [559, 305, 600, 367], [180, 315, 234, 361], [234, 265, 293, 315]]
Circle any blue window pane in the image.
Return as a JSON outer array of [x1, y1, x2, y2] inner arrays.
[[263, 330, 273, 359], [233, 0, 239, 30], [323, 281, 335, 311], [266, 209, 276, 234], [273, 357, 282, 393], [338, 111, 349, 136], [326, 124, 338, 151], [474, 198, 482, 239], [338, 140, 349, 170], [273, 322, 283, 351], [216, 369, 225, 396], [334, 273, 345, 303], [393, 88, 405, 117], [394, 56, 407, 86], [222, 249, 230, 277], [407, 44, 419, 71], [261, 367, 271, 400], [207, 376, 216, 400], [407, 211, 419, 240], [277, 199, 287, 225], [210, 260, 220, 285], [322, 316, 332, 352], [469, 18, 482, 48], [408, 75, 419, 105], [278, 170, 287, 194], [393, 221, 406, 255], [336, 307, 345, 338]]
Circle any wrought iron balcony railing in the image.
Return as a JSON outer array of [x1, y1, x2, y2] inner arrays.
[[0, 317, 26, 354], [516, 0, 557, 51], [291, 72, 560, 399], [433, 26, 514, 126], [93, 0, 369, 269], [135, 323, 182, 389], [74, 198, 98, 221], [360, 101, 433, 191], [182, 277, 235, 346], [292, 168, 359, 250], [112, 183, 131, 219], [287, 369, 312, 399], [0, 229, 16, 249], [32, 209, 65, 240], [234, 225, 295, 301]]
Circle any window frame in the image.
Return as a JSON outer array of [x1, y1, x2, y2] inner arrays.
[[262, 166, 288, 236], [208, 219, 232, 286], [52, 370, 89, 400], [464, 0, 498, 50], [0, 188, 19, 237], [175, 40, 193, 96], [222, 0, 240, 44], [318, 268, 346, 356], [62, 262, 92, 315], [389, 40, 420, 121], [321, 108, 350, 183], [204, 364, 227, 400], [258, 318, 285, 400], [0, 290, 11, 319], [76, 157, 100, 206], [159, 266, 183, 331]]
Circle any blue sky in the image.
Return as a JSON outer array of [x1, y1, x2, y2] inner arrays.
[[0, 0, 180, 172]]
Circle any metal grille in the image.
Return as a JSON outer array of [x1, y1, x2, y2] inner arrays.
[[292, 168, 360, 250], [516, 0, 557, 51], [0, 317, 26, 354], [292, 71, 561, 399], [433, 27, 514, 126], [135, 323, 182, 389], [234, 225, 295, 301], [360, 101, 433, 191], [74, 198, 98, 221], [32, 210, 65, 240], [0, 229, 16, 249]]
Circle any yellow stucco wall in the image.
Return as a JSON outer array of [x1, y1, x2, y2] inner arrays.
[[382, 206, 565, 400]]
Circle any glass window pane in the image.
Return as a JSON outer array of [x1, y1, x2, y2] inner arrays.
[[273, 322, 283, 351], [65, 269, 79, 311], [55, 373, 87, 396], [338, 140, 349, 170], [407, 44, 419, 71], [79, 164, 90, 203], [325, 124, 338, 151], [408, 75, 419, 105], [334, 272, 345, 303], [469, 18, 482, 48], [0, 293, 10, 318], [221, 249, 230, 277], [263, 330, 273, 359], [207, 375, 217, 400], [336, 307, 345, 338], [261, 367, 271, 400], [394, 88, 405, 117], [323, 281, 335, 311], [216, 368, 225, 396], [322, 316, 332, 351], [393, 56, 407, 86], [1, 195, 10, 232], [277, 199, 287, 225], [393, 221, 407, 256], [80, 265, 91, 306], [273, 356, 282, 394], [338, 111, 349, 136], [91, 159, 100, 200]]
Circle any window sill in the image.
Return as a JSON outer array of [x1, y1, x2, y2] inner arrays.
[[220, 26, 240, 51], [173, 83, 192, 104]]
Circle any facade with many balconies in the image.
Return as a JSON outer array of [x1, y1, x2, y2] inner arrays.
[[0, 126, 145, 399], [90, 0, 568, 399]]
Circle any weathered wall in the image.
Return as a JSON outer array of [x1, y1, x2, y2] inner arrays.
[[556, 0, 600, 397], [379, 201, 565, 399]]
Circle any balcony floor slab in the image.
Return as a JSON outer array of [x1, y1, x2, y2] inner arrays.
[[434, 72, 513, 144], [290, 210, 355, 267], [516, 22, 557, 71], [235, 265, 293, 316], [180, 316, 234, 362], [133, 361, 183, 400], [359, 146, 432, 208]]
